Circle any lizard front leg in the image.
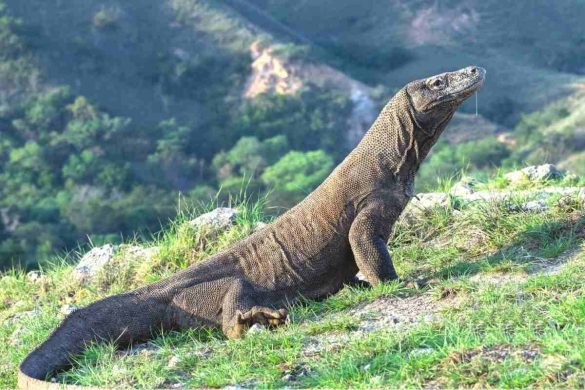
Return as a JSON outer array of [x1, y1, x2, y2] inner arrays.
[[221, 279, 288, 339], [349, 203, 399, 285]]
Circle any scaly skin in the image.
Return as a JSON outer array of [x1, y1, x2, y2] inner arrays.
[[18, 66, 485, 388]]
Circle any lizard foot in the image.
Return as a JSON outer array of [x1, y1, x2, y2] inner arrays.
[[224, 306, 288, 339], [238, 306, 289, 328]]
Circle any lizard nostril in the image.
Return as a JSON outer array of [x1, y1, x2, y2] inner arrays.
[[469, 67, 477, 75]]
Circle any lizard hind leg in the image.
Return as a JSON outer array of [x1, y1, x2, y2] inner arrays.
[[221, 279, 288, 339]]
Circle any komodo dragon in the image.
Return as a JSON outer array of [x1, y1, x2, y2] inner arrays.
[[19, 66, 485, 388]]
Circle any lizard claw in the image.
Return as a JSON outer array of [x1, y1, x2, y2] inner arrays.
[[237, 306, 289, 328]]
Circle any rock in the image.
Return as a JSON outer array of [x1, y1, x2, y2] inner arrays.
[[403, 192, 449, 218], [167, 355, 180, 368], [253, 221, 268, 232], [123, 341, 160, 357], [60, 304, 79, 316], [505, 164, 563, 184], [8, 307, 40, 325], [449, 180, 475, 196], [118, 244, 159, 262], [508, 199, 548, 213], [355, 272, 368, 282], [410, 348, 435, 357], [522, 199, 548, 212], [248, 323, 267, 334], [26, 271, 43, 283], [414, 192, 449, 209], [188, 208, 239, 234], [504, 170, 529, 184], [73, 244, 116, 283]]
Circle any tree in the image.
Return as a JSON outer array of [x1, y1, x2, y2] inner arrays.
[[261, 150, 333, 204]]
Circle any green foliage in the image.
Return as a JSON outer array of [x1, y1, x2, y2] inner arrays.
[[417, 138, 511, 191], [212, 135, 288, 179], [261, 150, 333, 203], [508, 95, 585, 166], [234, 88, 351, 158], [0, 0, 582, 271]]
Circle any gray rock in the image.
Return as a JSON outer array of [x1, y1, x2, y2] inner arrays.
[[247, 323, 267, 334], [60, 304, 79, 315], [355, 271, 368, 282], [508, 199, 548, 213], [253, 221, 268, 232], [450, 182, 475, 197], [578, 188, 585, 203], [8, 307, 41, 324], [124, 341, 160, 356], [73, 244, 116, 283], [415, 192, 449, 209], [118, 244, 159, 262], [188, 207, 239, 233], [167, 355, 180, 368], [26, 271, 43, 283], [522, 199, 548, 212], [505, 164, 563, 184]]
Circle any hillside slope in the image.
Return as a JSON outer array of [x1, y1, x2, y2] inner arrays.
[[2, 172, 585, 388], [1, 0, 584, 272], [247, 0, 585, 124]]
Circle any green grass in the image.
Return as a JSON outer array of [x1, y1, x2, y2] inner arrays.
[[1, 183, 584, 388]]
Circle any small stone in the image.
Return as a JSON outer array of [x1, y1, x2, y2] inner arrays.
[[410, 348, 435, 357], [510, 199, 548, 213], [355, 271, 368, 282], [504, 170, 529, 184], [253, 221, 268, 232], [362, 363, 371, 371], [505, 164, 564, 184], [523, 164, 563, 181], [167, 355, 180, 368], [73, 244, 116, 283], [60, 304, 79, 316], [248, 323, 267, 334], [26, 271, 43, 283], [118, 245, 159, 262], [188, 208, 239, 236], [450, 182, 475, 197]]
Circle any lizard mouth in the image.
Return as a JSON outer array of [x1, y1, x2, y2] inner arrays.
[[434, 68, 486, 107]]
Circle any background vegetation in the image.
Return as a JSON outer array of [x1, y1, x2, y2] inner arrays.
[[0, 0, 584, 269]]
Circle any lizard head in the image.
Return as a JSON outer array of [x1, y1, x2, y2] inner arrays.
[[405, 66, 486, 133]]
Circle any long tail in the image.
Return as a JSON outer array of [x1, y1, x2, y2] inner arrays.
[[18, 292, 172, 389]]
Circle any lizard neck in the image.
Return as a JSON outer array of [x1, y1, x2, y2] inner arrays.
[[351, 88, 435, 185], [325, 88, 454, 201]]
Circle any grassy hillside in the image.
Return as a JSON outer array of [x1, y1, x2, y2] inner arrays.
[[1, 176, 584, 388]]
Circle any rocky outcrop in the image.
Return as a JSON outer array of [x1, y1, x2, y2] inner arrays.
[[73, 244, 116, 283], [405, 186, 584, 218], [73, 244, 159, 284], [244, 42, 376, 148], [504, 164, 564, 184], [188, 207, 239, 233]]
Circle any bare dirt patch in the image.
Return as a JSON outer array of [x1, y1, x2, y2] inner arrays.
[[449, 344, 540, 365], [349, 294, 447, 333]]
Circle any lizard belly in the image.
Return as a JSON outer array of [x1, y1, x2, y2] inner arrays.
[[236, 209, 354, 294]]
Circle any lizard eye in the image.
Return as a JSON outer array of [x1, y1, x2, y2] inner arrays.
[[429, 78, 444, 89]]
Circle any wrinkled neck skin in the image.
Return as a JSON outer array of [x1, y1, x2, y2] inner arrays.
[[345, 88, 454, 196]]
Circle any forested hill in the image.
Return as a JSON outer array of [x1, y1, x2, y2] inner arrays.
[[1, 0, 584, 268]]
